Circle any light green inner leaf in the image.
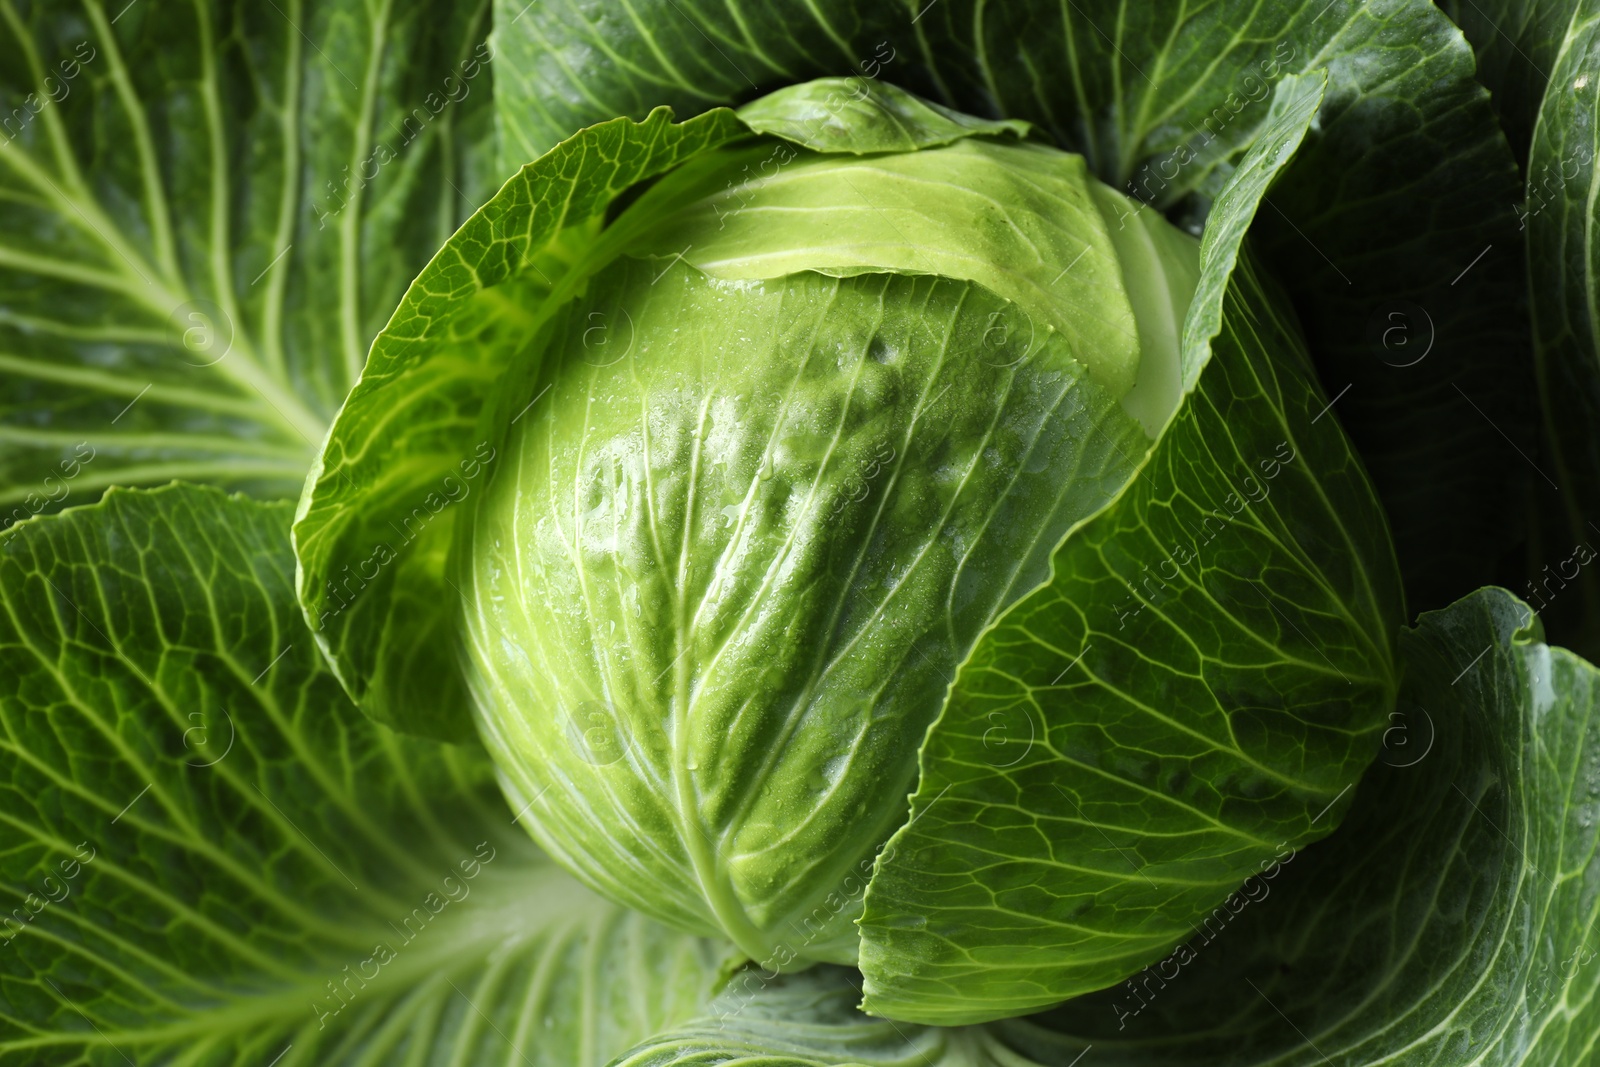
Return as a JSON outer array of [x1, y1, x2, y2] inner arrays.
[[735, 77, 1032, 153], [625, 137, 1199, 407]]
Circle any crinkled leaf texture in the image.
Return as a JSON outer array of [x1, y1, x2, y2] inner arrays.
[[611, 587, 1600, 1065], [493, 0, 1528, 621], [0, 485, 723, 1066], [0, 0, 494, 517]]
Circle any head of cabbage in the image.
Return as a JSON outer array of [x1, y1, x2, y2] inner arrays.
[[302, 76, 1402, 1025]]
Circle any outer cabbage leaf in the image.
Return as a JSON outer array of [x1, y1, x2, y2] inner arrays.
[[0, 0, 494, 517], [854, 72, 1404, 1024], [610, 587, 1600, 1065], [0, 486, 723, 1065], [1433, 0, 1600, 661], [1519, 1, 1600, 657], [292, 106, 749, 740], [492, 0, 1529, 621], [1440, 0, 1582, 163]]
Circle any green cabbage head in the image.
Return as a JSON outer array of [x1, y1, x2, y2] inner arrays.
[[301, 77, 1403, 1024], [463, 81, 1197, 948]]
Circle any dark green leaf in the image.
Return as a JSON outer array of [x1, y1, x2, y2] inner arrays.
[[1006, 587, 1600, 1064], [1439, 0, 1581, 164], [1520, 0, 1600, 655]]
